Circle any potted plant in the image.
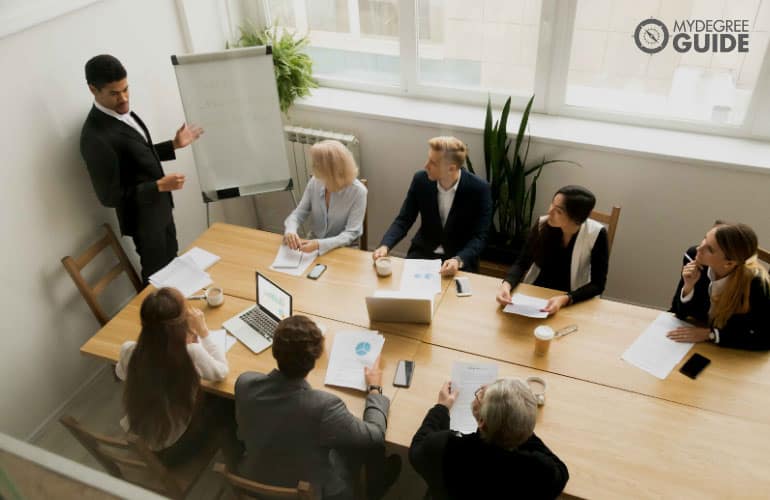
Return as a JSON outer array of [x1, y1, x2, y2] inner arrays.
[[229, 21, 318, 114], [467, 95, 578, 265]]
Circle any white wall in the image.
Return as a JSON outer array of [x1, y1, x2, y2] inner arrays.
[[0, 0, 207, 438]]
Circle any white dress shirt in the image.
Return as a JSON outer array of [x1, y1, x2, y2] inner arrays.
[[434, 169, 461, 255], [284, 177, 368, 255], [680, 267, 729, 343], [93, 101, 148, 142]]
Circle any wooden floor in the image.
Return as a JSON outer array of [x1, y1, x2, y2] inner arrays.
[[31, 366, 426, 499]]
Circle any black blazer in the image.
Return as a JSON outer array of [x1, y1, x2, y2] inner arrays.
[[670, 246, 770, 350], [379, 170, 492, 271], [409, 404, 569, 500], [80, 106, 176, 237]]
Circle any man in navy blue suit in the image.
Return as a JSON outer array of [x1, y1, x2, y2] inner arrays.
[[372, 136, 492, 274]]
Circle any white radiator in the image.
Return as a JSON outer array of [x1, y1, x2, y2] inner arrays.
[[284, 125, 361, 202]]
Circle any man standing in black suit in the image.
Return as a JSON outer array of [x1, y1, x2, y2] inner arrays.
[[372, 136, 492, 274], [80, 54, 203, 283]]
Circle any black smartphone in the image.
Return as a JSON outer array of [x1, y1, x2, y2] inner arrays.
[[393, 360, 415, 388], [307, 264, 327, 280], [679, 353, 711, 379]]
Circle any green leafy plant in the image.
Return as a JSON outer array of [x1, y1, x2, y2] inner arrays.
[[467, 95, 579, 249], [230, 21, 318, 114]]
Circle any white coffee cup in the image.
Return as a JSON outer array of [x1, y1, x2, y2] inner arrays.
[[204, 286, 224, 307], [533, 325, 555, 356], [375, 257, 392, 277]]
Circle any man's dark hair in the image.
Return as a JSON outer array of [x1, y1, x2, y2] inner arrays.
[[556, 185, 596, 224], [85, 54, 127, 90], [272, 315, 324, 379]]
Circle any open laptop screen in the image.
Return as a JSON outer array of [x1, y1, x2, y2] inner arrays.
[[256, 272, 292, 322]]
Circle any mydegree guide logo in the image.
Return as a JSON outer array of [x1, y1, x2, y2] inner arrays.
[[634, 17, 750, 55]]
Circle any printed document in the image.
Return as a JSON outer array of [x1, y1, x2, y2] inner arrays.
[[450, 362, 499, 433], [325, 330, 385, 391], [400, 259, 442, 296], [621, 312, 694, 379], [207, 329, 238, 352], [270, 244, 318, 276], [181, 247, 220, 270], [503, 293, 549, 318], [149, 257, 212, 298]]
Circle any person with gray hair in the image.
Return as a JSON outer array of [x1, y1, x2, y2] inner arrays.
[[409, 378, 568, 499]]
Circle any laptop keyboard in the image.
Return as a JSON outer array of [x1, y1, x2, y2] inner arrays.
[[240, 308, 277, 340]]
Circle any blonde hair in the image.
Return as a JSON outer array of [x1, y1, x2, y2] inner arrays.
[[710, 222, 770, 328], [428, 136, 467, 168], [310, 140, 359, 192], [478, 378, 537, 449]]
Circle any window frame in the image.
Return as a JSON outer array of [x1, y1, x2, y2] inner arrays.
[[246, 0, 770, 139]]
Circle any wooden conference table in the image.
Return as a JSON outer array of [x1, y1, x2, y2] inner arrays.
[[81, 223, 770, 498]]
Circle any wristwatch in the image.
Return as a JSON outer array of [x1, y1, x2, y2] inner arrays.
[[452, 256, 464, 269], [367, 384, 383, 395]]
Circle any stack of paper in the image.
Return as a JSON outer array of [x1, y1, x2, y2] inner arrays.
[[324, 330, 385, 391], [270, 244, 318, 276], [621, 312, 694, 379], [149, 255, 212, 298], [207, 329, 238, 352], [450, 362, 499, 433], [181, 247, 220, 270], [400, 259, 442, 296], [503, 293, 549, 318]]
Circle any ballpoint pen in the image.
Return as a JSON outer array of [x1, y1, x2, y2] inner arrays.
[[555, 324, 579, 339]]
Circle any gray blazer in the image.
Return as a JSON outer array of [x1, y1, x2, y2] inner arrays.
[[235, 369, 390, 498]]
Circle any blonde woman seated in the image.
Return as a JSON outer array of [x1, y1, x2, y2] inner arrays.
[[409, 378, 569, 499], [284, 140, 367, 254], [668, 221, 770, 350], [496, 185, 609, 315], [115, 287, 230, 465]]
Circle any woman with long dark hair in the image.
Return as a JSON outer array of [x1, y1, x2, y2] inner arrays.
[[496, 185, 609, 315], [668, 221, 770, 350], [115, 287, 228, 463]]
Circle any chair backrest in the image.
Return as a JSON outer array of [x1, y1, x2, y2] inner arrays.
[[590, 206, 622, 255], [59, 415, 186, 499], [359, 178, 369, 251], [62, 223, 142, 326], [213, 463, 314, 500], [758, 247, 769, 266]]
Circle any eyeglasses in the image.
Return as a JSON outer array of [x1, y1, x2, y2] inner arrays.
[[474, 385, 486, 402]]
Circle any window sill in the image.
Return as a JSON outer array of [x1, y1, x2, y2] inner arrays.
[[295, 88, 770, 175]]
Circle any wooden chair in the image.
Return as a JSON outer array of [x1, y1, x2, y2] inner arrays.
[[213, 463, 314, 500], [590, 206, 622, 255], [59, 415, 218, 499], [359, 178, 369, 251], [62, 223, 142, 326], [758, 247, 769, 267]]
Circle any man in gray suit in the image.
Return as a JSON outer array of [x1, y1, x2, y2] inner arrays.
[[235, 315, 400, 499]]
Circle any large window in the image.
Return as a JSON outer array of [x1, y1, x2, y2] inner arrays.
[[251, 0, 770, 137]]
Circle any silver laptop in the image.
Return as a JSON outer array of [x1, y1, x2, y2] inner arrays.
[[365, 292, 434, 324], [223, 272, 292, 353]]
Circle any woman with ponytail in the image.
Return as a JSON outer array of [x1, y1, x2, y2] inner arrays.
[[115, 287, 229, 464], [668, 222, 770, 350]]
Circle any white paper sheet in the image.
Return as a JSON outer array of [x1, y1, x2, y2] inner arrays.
[[181, 247, 220, 270], [269, 244, 318, 276], [207, 329, 237, 352], [503, 293, 549, 318], [450, 362, 499, 434], [621, 312, 694, 379], [400, 259, 442, 296], [324, 330, 385, 391], [149, 257, 212, 298]]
